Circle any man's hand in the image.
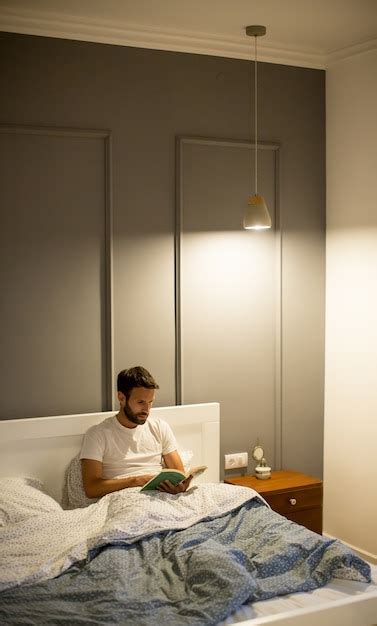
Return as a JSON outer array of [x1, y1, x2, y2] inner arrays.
[[157, 475, 193, 494]]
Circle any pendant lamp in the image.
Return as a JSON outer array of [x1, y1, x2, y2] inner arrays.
[[243, 25, 272, 230]]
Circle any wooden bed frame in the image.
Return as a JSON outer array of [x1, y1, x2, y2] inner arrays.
[[1, 402, 376, 626]]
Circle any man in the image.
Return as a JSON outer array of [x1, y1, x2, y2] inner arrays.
[[80, 366, 192, 497]]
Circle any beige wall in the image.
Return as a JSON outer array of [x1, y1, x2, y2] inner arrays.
[[324, 48, 377, 561]]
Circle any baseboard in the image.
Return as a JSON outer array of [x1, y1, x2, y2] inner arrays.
[[323, 532, 377, 565]]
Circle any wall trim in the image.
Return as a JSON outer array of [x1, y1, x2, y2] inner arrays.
[[327, 37, 377, 66], [2, 7, 375, 68], [274, 144, 282, 470], [104, 131, 115, 410], [174, 136, 183, 405], [0, 7, 326, 69], [323, 533, 377, 565]]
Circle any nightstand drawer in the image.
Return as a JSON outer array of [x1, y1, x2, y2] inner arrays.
[[285, 508, 322, 534], [263, 486, 322, 514]]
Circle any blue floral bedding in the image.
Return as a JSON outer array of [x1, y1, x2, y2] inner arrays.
[[0, 497, 371, 626]]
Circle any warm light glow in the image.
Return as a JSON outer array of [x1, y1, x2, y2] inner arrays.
[[243, 194, 272, 230], [244, 225, 270, 230]]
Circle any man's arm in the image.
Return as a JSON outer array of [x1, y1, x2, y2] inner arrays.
[[162, 450, 185, 472], [81, 459, 154, 498]]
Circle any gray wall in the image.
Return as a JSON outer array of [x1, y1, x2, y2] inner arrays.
[[0, 32, 325, 478], [178, 137, 280, 478]]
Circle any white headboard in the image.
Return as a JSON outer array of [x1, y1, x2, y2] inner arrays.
[[0, 402, 220, 502]]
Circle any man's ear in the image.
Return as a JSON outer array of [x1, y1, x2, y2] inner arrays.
[[117, 391, 125, 403]]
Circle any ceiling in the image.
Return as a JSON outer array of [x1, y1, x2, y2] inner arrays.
[[0, 0, 376, 68]]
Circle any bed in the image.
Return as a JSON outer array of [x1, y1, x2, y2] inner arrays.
[[0, 402, 376, 626]]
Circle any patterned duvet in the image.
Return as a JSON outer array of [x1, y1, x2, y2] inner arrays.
[[0, 478, 371, 625]]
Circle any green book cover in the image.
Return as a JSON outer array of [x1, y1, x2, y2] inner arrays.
[[140, 465, 207, 492], [140, 469, 186, 492]]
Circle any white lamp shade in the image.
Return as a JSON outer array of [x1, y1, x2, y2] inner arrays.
[[243, 194, 272, 230]]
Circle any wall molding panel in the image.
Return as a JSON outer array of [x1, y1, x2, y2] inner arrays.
[[176, 136, 282, 472], [0, 124, 113, 417]]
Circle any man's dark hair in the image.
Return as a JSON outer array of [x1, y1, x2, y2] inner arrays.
[[117, 366, 159, 399]]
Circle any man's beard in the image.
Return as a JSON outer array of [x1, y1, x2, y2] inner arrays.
[[124, 401, 148, 426]]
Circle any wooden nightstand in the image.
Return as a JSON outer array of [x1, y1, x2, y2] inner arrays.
[[224, 470, 323, 534]]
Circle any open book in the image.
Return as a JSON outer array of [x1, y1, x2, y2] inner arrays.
[[140, 465, 207, 492]]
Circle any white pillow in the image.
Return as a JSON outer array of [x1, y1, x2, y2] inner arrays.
[[61, 454, 98, 510], [0, 477, 62, 526], [178, 449, 194, 473]]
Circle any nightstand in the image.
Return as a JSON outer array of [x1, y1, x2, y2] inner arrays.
[[224, 470, 323, 534]]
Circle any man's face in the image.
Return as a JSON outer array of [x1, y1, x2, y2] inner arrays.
[[120, 387, 155, 426]]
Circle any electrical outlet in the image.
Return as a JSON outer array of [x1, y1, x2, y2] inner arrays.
[[224, 452, 248, 470]]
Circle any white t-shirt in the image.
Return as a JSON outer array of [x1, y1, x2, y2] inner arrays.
[[79, 415, 178, 479]]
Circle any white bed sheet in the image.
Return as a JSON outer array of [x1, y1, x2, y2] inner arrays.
[[220, 564, 377, 625]]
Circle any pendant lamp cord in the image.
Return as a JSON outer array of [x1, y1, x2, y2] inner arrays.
[[254, 35, 258, 195]]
